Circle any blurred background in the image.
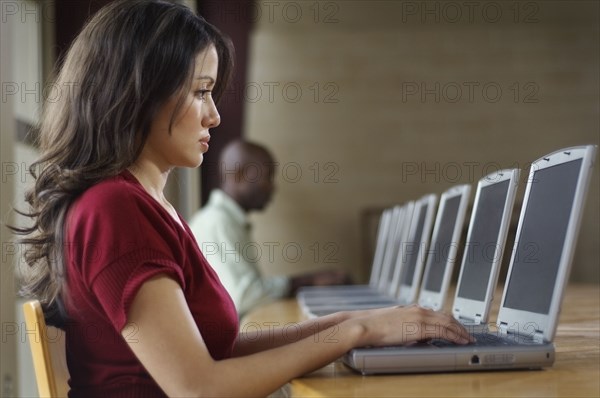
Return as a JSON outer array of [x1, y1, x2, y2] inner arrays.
[[1, 0, 598, 395]]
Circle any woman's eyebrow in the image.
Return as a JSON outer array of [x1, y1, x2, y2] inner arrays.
[[195, 76, 215, 84]]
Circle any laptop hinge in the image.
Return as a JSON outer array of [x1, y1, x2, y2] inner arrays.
[[498, 322, 509, 336], [532, 330, 545, 343], [510, 329, 545, 343], [499, 322, 545, 343], [458, 313, 482, 325]]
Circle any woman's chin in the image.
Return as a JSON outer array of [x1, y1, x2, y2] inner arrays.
[[193, 153, 204, 168]]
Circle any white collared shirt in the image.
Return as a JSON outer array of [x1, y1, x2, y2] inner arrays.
[[189, 189, 289, 318]]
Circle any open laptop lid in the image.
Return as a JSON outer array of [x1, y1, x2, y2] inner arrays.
[[300, 207, 394, 299], [497, 145, 597, 343], [453, 169, 520, 325], [368, 208, 394, 288], [396, 194, 438, 305], [388, 201, 416, 297], [376, 205, 405, 292], [418, 184, 471, 310], [379, 203, 414, 294]]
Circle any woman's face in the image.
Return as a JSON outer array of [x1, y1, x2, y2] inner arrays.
[[145, 45, 220, 170]]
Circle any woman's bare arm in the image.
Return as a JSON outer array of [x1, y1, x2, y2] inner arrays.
[[125, 275, 472, 397], [232, 311, 350, 356]]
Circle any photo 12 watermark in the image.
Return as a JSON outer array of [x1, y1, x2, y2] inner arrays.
[[220, 81, 340, 105], [1, 320, 137, 344], [201, 1, 340, 25], [398, 1, 540, 24], [0, 159, 343, 185], [1, 240, 340, 269], [1, 1, 55, 24], [200, 240, 340, 265], [2, 81, 84, 105], [400, 161, 539, 184], [400, 81, 540, 104], [203, 160, 341, 185], [239, 321, 339, 344], [1, 161, 38, 184]]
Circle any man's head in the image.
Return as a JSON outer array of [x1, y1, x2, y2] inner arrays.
[[218, 140, 276, 212]]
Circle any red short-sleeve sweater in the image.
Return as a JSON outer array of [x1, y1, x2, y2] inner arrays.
[[63, 170, 238, 398]]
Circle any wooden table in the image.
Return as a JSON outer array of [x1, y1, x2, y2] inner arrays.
[[243, 284, 600, 397]]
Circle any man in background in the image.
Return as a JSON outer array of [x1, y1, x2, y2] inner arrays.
[[189, 140, 348, 318]]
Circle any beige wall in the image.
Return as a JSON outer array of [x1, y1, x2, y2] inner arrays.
[[1, 13, 17, 394], [243, 1, 599, 283]]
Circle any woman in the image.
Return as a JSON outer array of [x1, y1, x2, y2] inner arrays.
[[14, 1, 472, 396]]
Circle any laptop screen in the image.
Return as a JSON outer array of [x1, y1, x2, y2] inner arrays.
[[457, 180, 510, 301], [423, 195, 462, 292], [400, 202, 428, 287], [380, 209, 404, 285], [503, 159, 582, 314], [369, 211, 389, 286]]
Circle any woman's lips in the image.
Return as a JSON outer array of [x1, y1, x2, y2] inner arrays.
[[199, 135, 210, 151]]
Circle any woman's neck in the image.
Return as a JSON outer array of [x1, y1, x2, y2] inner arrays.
[[127, 158, 171, 204]]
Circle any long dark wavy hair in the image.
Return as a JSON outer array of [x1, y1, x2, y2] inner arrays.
[[10, 0, 234, 327]]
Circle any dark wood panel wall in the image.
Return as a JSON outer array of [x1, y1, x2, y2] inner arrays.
[[52, 0, 253, 206], [196, 0, 253, 204]]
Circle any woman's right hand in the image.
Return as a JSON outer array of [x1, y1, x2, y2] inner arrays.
[[346, 305, 474, 348]]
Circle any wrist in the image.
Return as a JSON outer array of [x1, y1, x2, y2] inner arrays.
[[333, 310, 353, 324], [342, 318, 369, 349]]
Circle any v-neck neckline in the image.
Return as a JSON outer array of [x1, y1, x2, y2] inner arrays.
[[120, 169, 186, 233]]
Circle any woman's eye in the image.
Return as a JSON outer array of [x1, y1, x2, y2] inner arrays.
[[195, 90, 211, 101]]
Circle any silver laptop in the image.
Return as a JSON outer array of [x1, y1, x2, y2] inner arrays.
[[297, 204, 410, 310], [343, 145, 597, 374], [417, 184, 471, 311], [396, 194, 438, 305], [298, 202, 414, 316], [305, 185, 471, 316], [297, 207, 394, 302], [301, 199, 428, 312], [375, 202, 415, 297], [301, 195, 435, 313], [452, 168, 520, 331]]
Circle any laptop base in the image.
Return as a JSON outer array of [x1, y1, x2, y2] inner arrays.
[[343, 343, 555, 375]]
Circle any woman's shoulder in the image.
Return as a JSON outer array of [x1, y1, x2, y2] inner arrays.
[[66, 172, 171, 250], [73, 171, 151, 216]]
